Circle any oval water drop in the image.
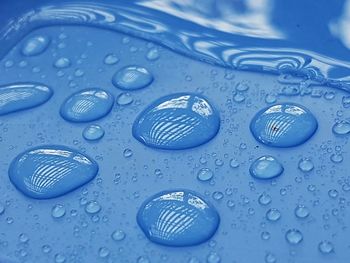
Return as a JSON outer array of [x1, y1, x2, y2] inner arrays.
[[250, 103, 317, 147], [82, 124, 105, 141], [112, 66, 153, 90], [8, 145, 98, 199], [285, 229, 303, 245], [133, 93, 220, 150], [137, 189, 220, 246], [0, 83, 53, 116], [250, 156, 284, 180], [54, 57, 71, 69], [318, 241, 334, 254], [104, 53, 119, 65], [60, 88, 114, 122], [332, 120, 350, 135], [21, 35, 50, 56]]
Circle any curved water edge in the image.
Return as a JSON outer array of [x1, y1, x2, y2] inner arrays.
[[1, 1, 350, 91]]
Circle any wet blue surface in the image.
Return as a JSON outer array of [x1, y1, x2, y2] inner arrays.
[[0, 1, 350, 263]]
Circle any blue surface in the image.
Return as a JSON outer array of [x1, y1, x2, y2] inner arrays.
[[0, 1, 350, 263]]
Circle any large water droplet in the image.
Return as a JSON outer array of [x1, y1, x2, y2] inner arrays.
[[249, 156, 284, 179], [21, 35, 50, 56], [112, 66, 153, 90], [0, 83, 53, 116], [60, 88, 114, 122], [250, 103, 317, 147], [9, 145, 98, 199], [82, 124, 105, 141], [137, 189, 220, 246], [285, 229, 303, 245], [133, 93, 220, 150]]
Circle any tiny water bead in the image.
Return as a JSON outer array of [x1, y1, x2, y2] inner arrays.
[[332, 121, 350, 135], [266, 208, 281, 222], [249, 156, 284, 180], [258, 193, 272, 206], [229, 158, 239, 168], [82, 124, 105, 141], [85, 200, 101, 214], [298, 158, 314, 172], [21, 35, 50, 56], [265, 253, 277, 263], [318, 240, 334, 254], [9, 145, 98, 199], [54, 253, 66, 263], [0, 83, 53, 116], [250, 103, 317, 147], [111, 230, 126, 241], [98, 247, 110, 258], [60, 88, 114, 122], [116, 92, 133, 106], [51, 204, 66, 219], [137, 190, 220, 246], [103, 53, 119, 65], [294, 205, 310, 219], [133, 93, 220, 150], [54, 57, 71, 69], [285, 229, 303, 245], [123, 148, 133, 158], [197, 168, 214, 182], [207, 252, 221, 263], [112, 66, 153, 90], [146, 48, 160, 61]]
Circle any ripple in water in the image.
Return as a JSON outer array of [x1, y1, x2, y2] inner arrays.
[[249, 155, 284, 180], [112, 66, 153, 90], [8, 145, 98, 199], [21, 35, 50, 56], [133, 93, 220, 150], [250, 103, 318, 147], [137, 189, 220, 246], [60, 88, 114, 122], [0, 83, 53, 116]]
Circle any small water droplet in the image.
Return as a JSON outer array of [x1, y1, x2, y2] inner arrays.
[[330, 153, 343, 163], [212, 191, 224, 201], [266, 208, 281, 222], [51, 204, 66, 218], [265, 253, 277, 263], [258, 192, 272, 206], [229, 158, 239, 168], [318, 240, 334, 254], [197, 168, 214, 182], [294, 205, 310, 219], [54, 253, 66, 263], [111, 229, 126, 241], [85, 200, 101, 214], [332, 121, 350, 135], [22, 35, 50, 56], [116, 92, 133, 106], [285, 229, 303, 245], [112, 66, 153, 90], [60, 88, 114, 122], [82, 124, 105, 141], [146, 48, 160, 61], [207, 252, 221, 263], [0, 203, 5, 215], [98, 247, 110, 258], [123, 148, 133, 158], [298, 158, 314, 172], [250, 103, 317, 147], [104, 53, 119, 65], [137, 190, 220, 246], [250, 156, 283, 180], [54, 57, 71, 68]]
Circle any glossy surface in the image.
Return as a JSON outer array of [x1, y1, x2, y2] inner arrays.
[[137, 190, 220, 246], [250, 155, 284, 179], [8, 145, 98, 199], [133, 93, 220, 150], [0, 82, 53, 116], [250, 103, 318, 147], [60, 88, 114, 122]]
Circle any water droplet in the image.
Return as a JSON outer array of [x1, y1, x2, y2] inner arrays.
[[51, 204, 66, 218], [250, 156, 283, 180], [229, 158, 239, 168], [133, 93, 220, 150], [42, 244, 51, 254], [82, 124, 105, 141], [54, 57, 71, 69], [116, 92, 133, 106], [19, 233, 29, 243], [265, 253, 276, 263], [54, 253, 66, 263], [250, 103, 317, 147], [294, 205, 310, 219], [112, 66, 153, 90], [98, 247, 110, 258], [233, 93, 246, 103], [318, 240, 334, 254], [266, 208, 281, 222], [285, 229, 303, 245], [74, 69, 85, 77], [123, 148, 133, 158], [85, 200, 101, 214], [261, 231, 271, 240], [0, 83, 53, 116], [103, 53, 119, 65], [137, 190, 220, 246], [197, 168, 214, 182], [258, 192, 272, 206], [0, 203, 5, 215], [146, 48, 160, 61], [111, 229, 126, 241], [328, 189, 338, 199], [212, 191, 224, 201], [9, 145, 98, 199], [21, 35, 50, 56], [137, 256, 150, 263], [330, 153, 343, 163], [332, 121, 350, 135], [298, 158, 314, 172], [60, 88, 114, 122], [342, 96, 350, 108], [265, 94, 277, 104], [207, 252, 221, 263]]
